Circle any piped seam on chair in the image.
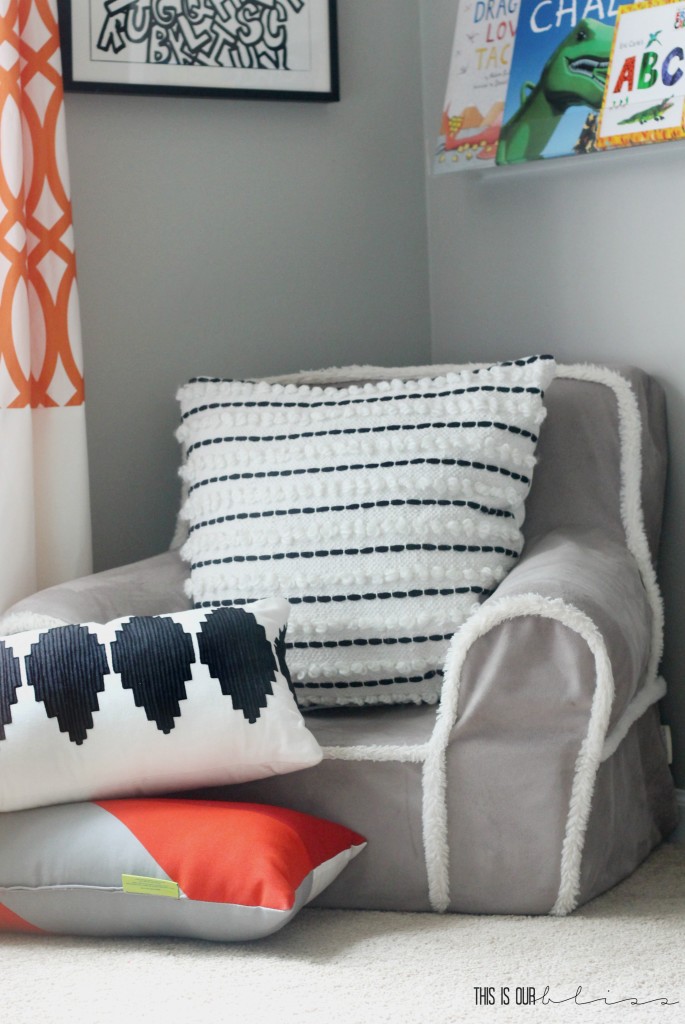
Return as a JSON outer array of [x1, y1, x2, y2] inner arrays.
[[321, 744, 429, 762], [601, 675, 666, 763]]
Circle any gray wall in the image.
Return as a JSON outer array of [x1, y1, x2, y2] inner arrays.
[[65, 1, 431, 573], [63, 0, 685, 786], [420, 0, 685, 786]]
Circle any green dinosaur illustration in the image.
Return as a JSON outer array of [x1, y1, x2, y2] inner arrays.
[[618, 96, 674, 125], [497, 19, 613, 164]]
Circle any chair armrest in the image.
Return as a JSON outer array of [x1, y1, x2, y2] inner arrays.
[[0, 551, 190, 634], [423, 527, 662, 914], [465, 526, 656, 730]]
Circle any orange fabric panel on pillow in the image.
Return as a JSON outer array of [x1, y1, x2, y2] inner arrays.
[[97, 798, 364, 911], [0, 902, 44, 933]]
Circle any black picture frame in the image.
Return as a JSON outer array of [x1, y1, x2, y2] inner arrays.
[[58, 1, 339, 102]]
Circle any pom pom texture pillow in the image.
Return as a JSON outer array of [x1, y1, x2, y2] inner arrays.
[[0, 599, 321, 812], [177, 356, 556, 707], [0, 799, 367, 941]]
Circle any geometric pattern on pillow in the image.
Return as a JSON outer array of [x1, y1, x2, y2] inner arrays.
[[0, 599, 321, 812], [0, 799, 367, 941], [177, 355, 556, 707]]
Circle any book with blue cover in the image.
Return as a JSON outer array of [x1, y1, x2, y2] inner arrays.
[[496, 0, 632, 164]]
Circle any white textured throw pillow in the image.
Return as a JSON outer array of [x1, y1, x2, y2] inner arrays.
[[177, 356, 556, 706], [0, 599, 321, 812]]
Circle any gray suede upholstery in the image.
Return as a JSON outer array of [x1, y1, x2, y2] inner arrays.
[[0, 364, 677, 915]]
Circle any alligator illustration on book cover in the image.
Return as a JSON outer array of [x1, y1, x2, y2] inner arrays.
[[619, 95, 675, 124]]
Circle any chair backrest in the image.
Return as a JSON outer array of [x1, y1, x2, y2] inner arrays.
[[271, 362, 667, 566], [522, 366, 666, 564]]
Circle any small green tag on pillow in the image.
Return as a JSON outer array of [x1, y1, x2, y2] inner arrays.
[[122, 874, 180, 899]]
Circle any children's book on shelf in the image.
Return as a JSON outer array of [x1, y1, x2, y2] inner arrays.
[[434, 0, 521, 173], [596, 0, 685, 150], [495, 0, 633, 166]]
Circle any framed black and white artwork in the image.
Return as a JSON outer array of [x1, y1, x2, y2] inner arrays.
[[58, 1, 339, 102]]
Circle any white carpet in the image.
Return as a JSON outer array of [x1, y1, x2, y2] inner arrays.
[[3, 842, 684, 1024]]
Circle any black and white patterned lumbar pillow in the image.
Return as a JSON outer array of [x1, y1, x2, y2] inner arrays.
[[0, 599, 321, 812], [176, 356, 556, 707]]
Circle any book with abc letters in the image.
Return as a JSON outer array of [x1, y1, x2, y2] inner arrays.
[[596, 0, 685, 150]]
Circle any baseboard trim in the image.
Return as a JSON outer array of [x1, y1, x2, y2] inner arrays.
[[670, 789, 685, 843]]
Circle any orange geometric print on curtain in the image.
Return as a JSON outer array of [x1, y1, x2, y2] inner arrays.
[[0, 0, 91, 615], [0, 0, 83, 408]]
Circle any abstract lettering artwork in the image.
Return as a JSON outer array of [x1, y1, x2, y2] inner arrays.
[[95, 0, 303, 71], [58, 0, 339, 100]]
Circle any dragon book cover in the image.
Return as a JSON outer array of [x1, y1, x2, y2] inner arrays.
[[596, 0, 685, 150], [434, 0, 521, 172], [496, 0, 636, 164]]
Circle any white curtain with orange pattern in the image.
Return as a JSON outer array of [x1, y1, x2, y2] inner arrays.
[[0, 0, 91, 613]]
